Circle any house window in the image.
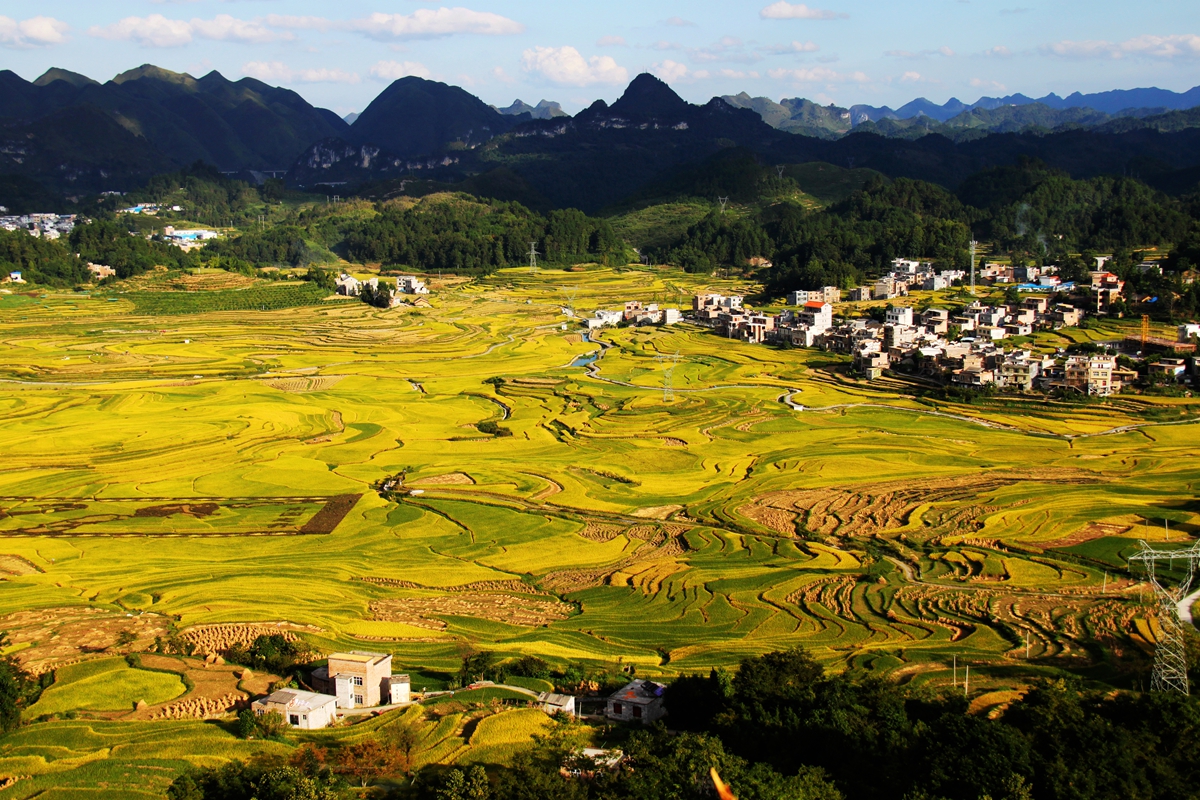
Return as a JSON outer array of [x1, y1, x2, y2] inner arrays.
[[354, 694, 364, 705], [612, 702, 622, 715], [633, 706, 643, 719], [353, 676, 364, 686], [289, 715, 300, 726]]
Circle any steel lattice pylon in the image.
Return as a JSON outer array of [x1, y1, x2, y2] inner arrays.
[[1128, 540, 1200, 695]]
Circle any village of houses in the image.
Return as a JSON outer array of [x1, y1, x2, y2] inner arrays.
[[585, 257, 1199, 397]]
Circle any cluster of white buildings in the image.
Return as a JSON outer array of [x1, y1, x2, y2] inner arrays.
[[844, 259, 969, 301], [1, 213, 76, 240], [119, 203, 183, 216], [586, 301, 681, 329], [252, 650, 410, 730], [335, 272, 429, 306]]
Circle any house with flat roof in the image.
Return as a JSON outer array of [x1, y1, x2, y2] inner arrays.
[[311, 651, 409, 709], [253, 689, 337, 730], [605, 679, 666, 724]]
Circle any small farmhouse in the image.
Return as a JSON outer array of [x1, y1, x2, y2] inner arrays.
[[253, 689, 337, 730], [604, 679, 666, 724]]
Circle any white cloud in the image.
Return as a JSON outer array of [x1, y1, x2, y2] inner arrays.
[[349, 8, 524, 40], [521, 46, 628, 86], [761, 40, 820, 54], [242, 61, 360, 84], [597, 35, 627, 47], [89, 14, 286, 47], [970, 78, 1008, 92], [885, 46, 955, 59], [653, 60, 691, 82], [768, 66, 868, 83], [369, 60, 432, 81], [900, 71, 922, 83], [985, 45, 1012, 57], [1044, 33, 1200, 59], [491, 66, 515, 83], [664, 16, 696, 27], [760, 2, 848, 21], [717, 68, 761, 79], [191, 15, 283, 44], [0, 15, 69, 47]]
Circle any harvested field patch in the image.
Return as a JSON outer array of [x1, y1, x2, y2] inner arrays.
[[661, 438, 688, 447], [1043, 522, 1133, 549], [0, 554, 41, 576], [179, 622, 322, 657], [632, 505, 682, 520], [150, 691, 245, 720], [741, 505, 797, 536], [741, 470, 1100, 539], [580, 523, 625, 542], [265, 375, 345, 393], [0, 607, 172, 674], [0, 495, 360, 537], [543, 535, 687, 593], [413, 473, 476, 486], [370, 593, 575, 629], [357, 577, 552, 596]]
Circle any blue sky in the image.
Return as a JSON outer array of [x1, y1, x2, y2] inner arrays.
[[2, 1, 1198, 115]]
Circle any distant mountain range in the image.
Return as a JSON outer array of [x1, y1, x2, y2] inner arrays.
[[722, 85, 1200, 140], [2, 64, 1199, 208], [495, 99, 567, 119], [0, 64, 349, 189]]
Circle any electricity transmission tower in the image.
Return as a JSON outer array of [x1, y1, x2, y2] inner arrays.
[[655, 350, 682, 402], [1128, 540, 1200, 694], [717, 197, 729, 215], [560, 286, 578, 317], [776, 165, 785, 179], [528, 242, 540, 273]]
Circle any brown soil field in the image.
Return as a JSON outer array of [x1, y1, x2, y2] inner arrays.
[[298, 493, 362, 534], [370, 593, 575, 629], [412, 473, 476, 486], [0, 607, 172, 674], [661, 438, 688, 447]]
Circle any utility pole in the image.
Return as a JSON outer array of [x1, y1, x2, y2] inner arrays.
[[964, 665, 969, 697], [969, 240, 977, 296], [718, 197, 729, 215], [953, 655, 957, 687]]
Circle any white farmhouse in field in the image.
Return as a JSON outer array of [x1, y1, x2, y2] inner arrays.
[[252, 689, 337, 730]]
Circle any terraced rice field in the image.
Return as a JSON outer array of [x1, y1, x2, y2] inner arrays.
[[0, 264, 1198, 792]]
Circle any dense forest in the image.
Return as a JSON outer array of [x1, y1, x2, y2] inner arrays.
[[341, 198, 628, 275], [168, 646, 1200, 800], [2, 156, 1198, 299]]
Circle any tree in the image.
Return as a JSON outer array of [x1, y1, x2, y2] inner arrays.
[[438, 765, 492, 800], [337, 739, 386, 788], [0, 634, 33, 733], [255, 710, 290, 740], [387, 721, 422, 774], [460, 651, 498, 685]]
